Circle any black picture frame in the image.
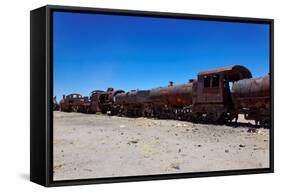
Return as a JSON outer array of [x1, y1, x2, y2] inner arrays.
[[30, 4, 274, 187]]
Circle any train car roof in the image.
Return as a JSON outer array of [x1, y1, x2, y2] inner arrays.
[[198, 65, 252, 81]]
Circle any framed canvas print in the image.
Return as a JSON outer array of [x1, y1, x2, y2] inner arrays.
[[30, 5, 274, 187]]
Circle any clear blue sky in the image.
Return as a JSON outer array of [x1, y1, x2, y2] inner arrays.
[[53, 11, 270, 99]]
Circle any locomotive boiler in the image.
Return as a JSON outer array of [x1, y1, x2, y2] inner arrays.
[[149, 82, 193, 107], [146, 82, 194, 119], [111, 82, 194, 119], [113, 90, 150, 117]]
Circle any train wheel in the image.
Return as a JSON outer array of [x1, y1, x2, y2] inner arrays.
[[220, 112, 238, 123], [260, 118, 270, 128], [191, 113, 203, 123], [72, 106, 78, 112], [204, 112, 222, 122]]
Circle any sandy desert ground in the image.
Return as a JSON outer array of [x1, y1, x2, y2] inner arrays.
[[53, 111, 270, 181]]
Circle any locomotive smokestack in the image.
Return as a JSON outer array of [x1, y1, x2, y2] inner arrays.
[[169, 81, 173, 87], [63, 94, 65, 99]]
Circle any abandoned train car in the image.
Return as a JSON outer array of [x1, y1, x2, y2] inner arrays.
[[57, 65, 270, 127], [59, 93, 90, 113]]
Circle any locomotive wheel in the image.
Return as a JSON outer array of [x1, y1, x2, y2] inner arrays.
[[72, 106, 79, 112], [220, 112, 238, 123], [205, 112, 223, 122], [191, 113, 203, 123], [259, 118, 270, 128], [85, 108, 90, 114]]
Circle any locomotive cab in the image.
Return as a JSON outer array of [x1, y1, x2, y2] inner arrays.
[[193, 65, 252, 122]]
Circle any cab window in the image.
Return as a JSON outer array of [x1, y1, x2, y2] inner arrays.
[[203, 76, 211, 88], [212, 75, 220, 87]]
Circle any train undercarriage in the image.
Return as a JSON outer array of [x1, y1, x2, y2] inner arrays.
[[109, 104, 245, 125]]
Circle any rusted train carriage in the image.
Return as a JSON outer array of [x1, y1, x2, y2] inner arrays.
[[89, 88, 125, 114], [57, 65, 270, 127], [59, 93, 90, 113], [88, 90, 105, 113], [191, 65, 252, 122], [232, 75, 270, 126]]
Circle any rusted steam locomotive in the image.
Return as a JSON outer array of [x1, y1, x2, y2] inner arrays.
[[58, 65, 270, 127]]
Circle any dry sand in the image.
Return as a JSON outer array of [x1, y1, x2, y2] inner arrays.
[[53, 111, 270, 181]]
